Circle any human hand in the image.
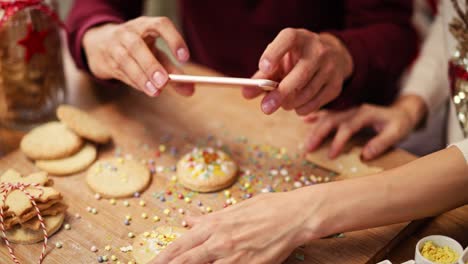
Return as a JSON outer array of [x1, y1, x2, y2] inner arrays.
[[82, 16, 194, 97], [151, 190, 322, 264], [304, 102, 420, 160], [243, 30, 353, 115]]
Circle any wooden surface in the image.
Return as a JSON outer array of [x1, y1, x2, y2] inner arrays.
[[0, 56, 464, 263]]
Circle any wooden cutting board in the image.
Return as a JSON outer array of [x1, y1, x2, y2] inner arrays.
[[0, 61, 418, 263]]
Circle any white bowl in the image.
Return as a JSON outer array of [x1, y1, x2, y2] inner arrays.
[[459, 247, 468, 264], [415, 235, 463, 264]]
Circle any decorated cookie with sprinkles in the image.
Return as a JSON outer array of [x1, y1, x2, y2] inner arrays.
[[86, 158, 150, 198], [132, 226, 185, 264], [177, 147, 238, 192]]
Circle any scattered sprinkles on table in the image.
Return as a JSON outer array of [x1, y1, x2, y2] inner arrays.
[[55, 132, 339, 263]]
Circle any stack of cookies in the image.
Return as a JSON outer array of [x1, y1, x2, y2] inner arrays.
[[20, 105, 111, 176], [0, 169, 67, 244]]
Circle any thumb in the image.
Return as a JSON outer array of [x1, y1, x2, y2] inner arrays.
[[158, 51, 195, 96], [242, 70, 267, 99]]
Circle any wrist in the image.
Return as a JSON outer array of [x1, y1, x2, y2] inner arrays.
[[393, 95, 427, 129], [293, 184, 335, 242], [82, 23, 118, 55]]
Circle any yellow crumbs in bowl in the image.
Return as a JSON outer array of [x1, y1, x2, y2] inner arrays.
[[421, 241, 459, 264]]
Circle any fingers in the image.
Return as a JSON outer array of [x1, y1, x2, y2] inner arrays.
[[305, 109, 357, 153], [295, 77, 342, 116], [262, 56, 319, 114], [109, 45, 160, 96], [117, 30, 168, 93], [302, 111, 325, 123], [283, 61, 331, 110], [259, 28, 299, 74], [153, 227, 210, 264], [305, 118, 335, 151], [327, 108, 372, 158], [157, 52, 195, 96], [131, 16, 190, 62], [362, 125, 401, 160], [242, 71, 267, 99]]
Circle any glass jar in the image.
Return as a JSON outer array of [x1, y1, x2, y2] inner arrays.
[[0, 0, 65, 130]]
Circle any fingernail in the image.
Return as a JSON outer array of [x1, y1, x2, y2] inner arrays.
[[153, 71, 167, 88], [177, 48, 189, 61], [261, 98, 278, 114], [145, 81, 157, 95], [260, 59, 271, 73]]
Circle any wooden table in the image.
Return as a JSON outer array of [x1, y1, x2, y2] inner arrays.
[[0, 55, 466, 263]]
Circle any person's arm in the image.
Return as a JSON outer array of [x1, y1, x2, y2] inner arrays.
[[326, 0, 418, 109], [66, 0, 194, 96], [152, 143, 468, 264], [400, 13, 449, 124], [302, 9, 446, 159], [66, 0, 144, 72], [309, 144, 468, 237]]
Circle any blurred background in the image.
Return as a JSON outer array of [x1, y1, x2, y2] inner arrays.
[[58, 1, 179, 25]]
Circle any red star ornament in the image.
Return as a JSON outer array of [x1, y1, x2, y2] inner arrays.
[[17, 23, 49, 63]]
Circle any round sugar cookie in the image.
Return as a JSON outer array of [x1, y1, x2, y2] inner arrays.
[[133, 226, 186, 264], [86, 158, 150, 198], [20, 122, 83, 160], [6, 213, 65, 244], [35, 143, 97, 176], [177, 147, 238, 192], [57, 105, 111, 144]]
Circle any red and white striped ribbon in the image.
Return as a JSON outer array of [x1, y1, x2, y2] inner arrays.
[[0, 182, 48, 264]]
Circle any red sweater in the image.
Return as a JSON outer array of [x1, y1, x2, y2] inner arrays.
[[66, 0, 418, 109]]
